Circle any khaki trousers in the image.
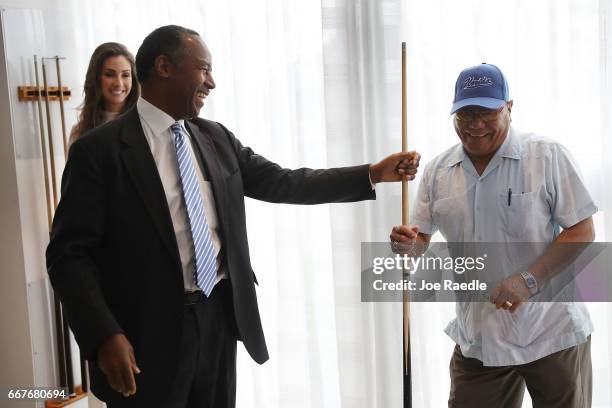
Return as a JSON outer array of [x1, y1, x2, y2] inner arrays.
[[448, 337, 592, 408]]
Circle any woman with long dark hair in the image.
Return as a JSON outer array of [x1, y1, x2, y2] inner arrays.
[[70, 42, 139, 144]]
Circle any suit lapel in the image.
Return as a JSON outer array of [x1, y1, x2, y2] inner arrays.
[[119, 108, 182, 268], [185, 120, 228, 232]]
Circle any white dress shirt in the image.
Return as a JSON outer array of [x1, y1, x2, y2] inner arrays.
[[411, 127, 597, 366], [137, 97, 225, 292]]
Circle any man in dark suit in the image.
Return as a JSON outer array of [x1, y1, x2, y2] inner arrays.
[[46, 25, 420, 408]]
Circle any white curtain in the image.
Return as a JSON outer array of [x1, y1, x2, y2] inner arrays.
[[41, 0, 611, 407]]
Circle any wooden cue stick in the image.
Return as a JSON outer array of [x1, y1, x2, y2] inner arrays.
[[62, 307, 76, 396], [54, 56, 68, 157], [43, 57, 77, 395], [53, 56, 80, 396], [401, 41, 412, 407], [41, 61, 59, 208], [44, 56, 76, 395], [80, 351, 89, 392], [34, 55, 53, 230], [52, 295, 68, 389], [42, 57, 68, 391]]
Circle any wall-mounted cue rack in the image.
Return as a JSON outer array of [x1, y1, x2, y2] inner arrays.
[[18, 55, 90, 408], [18, 85, 71, 101]]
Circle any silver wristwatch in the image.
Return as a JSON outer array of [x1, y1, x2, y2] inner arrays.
[[520, 271, 539, 296]]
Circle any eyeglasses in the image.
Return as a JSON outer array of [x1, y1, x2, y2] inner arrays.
[[454, 105, 505, 123]]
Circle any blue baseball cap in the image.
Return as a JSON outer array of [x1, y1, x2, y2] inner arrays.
[[450, 63, 509, 114]]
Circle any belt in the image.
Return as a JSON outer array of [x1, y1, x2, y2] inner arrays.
[[184, 290, 205, 305]]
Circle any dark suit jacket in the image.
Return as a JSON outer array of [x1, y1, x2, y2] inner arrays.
[[46, 106, 375, 403]]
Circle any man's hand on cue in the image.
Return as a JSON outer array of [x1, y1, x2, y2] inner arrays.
[[98, 333, 141, 397], [369, 151, 421, 184], [390, 225, 420, 254], [489, 274, 531, 313]]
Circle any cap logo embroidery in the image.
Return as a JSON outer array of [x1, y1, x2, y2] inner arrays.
[[462, 76, 493, 90]]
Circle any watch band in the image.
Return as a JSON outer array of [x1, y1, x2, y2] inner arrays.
[[520, 271, 538, 296]]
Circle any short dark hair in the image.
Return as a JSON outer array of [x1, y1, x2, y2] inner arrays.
[[135, 25, 200, 84]]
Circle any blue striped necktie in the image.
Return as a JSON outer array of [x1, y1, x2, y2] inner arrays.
[[170, 122, 217, 296]]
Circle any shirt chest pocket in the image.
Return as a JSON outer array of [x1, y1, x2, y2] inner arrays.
[[497, 189, 551, 240]]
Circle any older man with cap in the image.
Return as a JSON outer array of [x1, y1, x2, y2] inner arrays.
[[391, 63, 597, 407]]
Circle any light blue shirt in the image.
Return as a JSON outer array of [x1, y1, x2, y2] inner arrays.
[[412, 127, 598, 366]]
